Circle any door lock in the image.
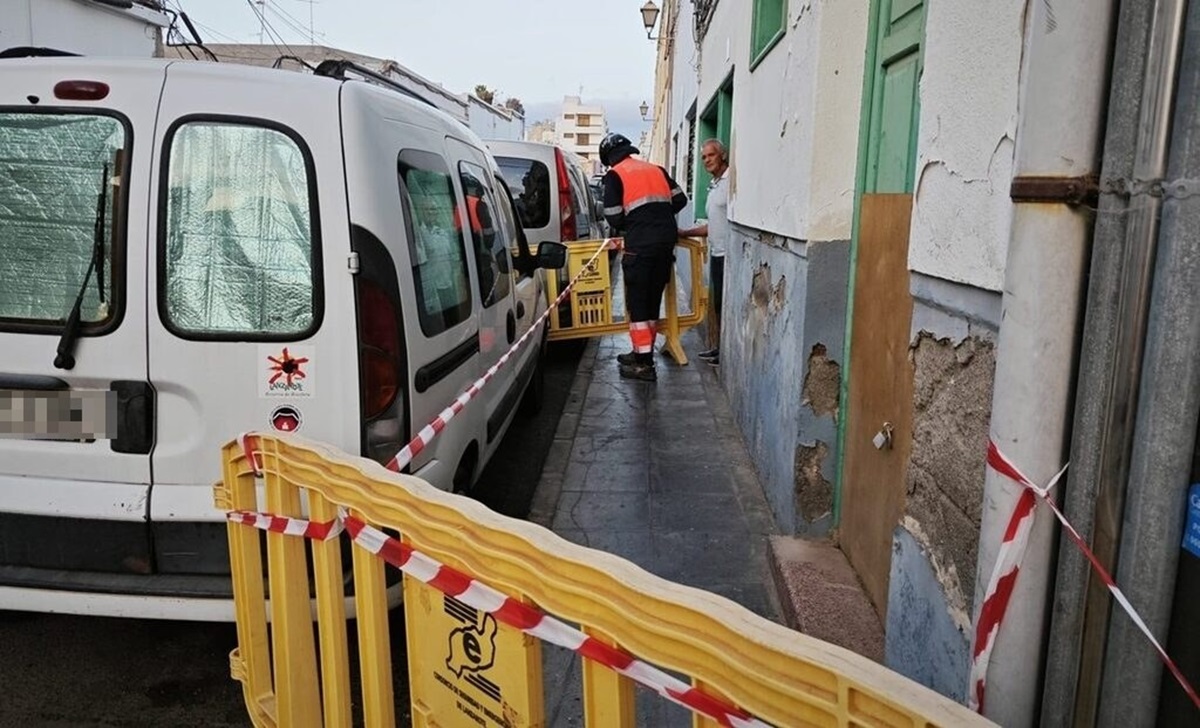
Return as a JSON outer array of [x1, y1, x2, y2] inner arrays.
[[872, 422, 895, 451]]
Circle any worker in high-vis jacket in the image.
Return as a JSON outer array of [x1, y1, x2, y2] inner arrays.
[[600, 133, 688, 382]]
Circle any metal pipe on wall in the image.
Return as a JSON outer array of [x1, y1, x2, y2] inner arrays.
[[969, 1, 1116, 726], [1097, 1, 1200, 721], [1040, 1, 1187, 724]]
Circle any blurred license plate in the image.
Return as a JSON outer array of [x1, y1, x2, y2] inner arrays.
[[0, 390, 115, 441]]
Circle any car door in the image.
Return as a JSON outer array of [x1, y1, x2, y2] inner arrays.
[[445, 138, 519, 461], [145, 64, 359, 528], [0, 62, 162, 538]]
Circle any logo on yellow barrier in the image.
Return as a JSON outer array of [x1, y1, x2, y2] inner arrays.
[[446, 598, 499, 682]]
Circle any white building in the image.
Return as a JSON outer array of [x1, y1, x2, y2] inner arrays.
[[0, 0, 169, 57], [525, 120, 556, 144], [647, 1, 1162, 724], [162, 44, 524, 141], [556, 95, 606, 172]]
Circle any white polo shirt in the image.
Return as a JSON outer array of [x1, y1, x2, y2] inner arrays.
[[706, 170, 730, 258]]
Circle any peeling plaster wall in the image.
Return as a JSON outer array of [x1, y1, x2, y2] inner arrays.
[[694, 0, 862, 537], [883, 0, 1024, 699], [908, 0, 1024, 292], [721, 226, 849, 535], [886, 275, 1001, 700]]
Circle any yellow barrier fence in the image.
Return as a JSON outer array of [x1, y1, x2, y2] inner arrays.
[[546, 237, 708, 365], [216, 434, 992, 728]]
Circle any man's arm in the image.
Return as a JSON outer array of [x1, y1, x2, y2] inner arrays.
[[662, 167, 688, 213], [603, 171, 625, 233], [679, 222, 708, 237]]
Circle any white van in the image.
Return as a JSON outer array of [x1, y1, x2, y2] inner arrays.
[[488, 139, 606, 247], [0, 56, 565, 620]]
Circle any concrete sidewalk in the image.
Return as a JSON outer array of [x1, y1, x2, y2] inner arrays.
[[529, 330, 782, 726]]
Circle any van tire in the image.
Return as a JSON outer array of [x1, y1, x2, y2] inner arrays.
[[452, 446, 478, 494], [519, 335, 548, 417]]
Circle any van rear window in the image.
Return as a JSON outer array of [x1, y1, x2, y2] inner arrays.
[[495, 156, 551, 229], [161, 120, 320, 339], [0, 112, 125, 331]]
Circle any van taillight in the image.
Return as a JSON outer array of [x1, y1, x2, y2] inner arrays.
[[54, 80, 109, 101], [358, 280, 401, 419], [555, 148, 577, 241]]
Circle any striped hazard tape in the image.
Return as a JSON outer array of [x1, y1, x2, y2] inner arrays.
[[970, 441, 1200, 714], [227, 508, 773, 728], [383, 239, 618, 474]]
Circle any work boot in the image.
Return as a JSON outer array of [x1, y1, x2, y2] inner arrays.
[[619, 362, 657, 382], [617, 350, 638, 366]]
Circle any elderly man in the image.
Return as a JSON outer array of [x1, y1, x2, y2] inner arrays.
[[679, 138, 730, 366]]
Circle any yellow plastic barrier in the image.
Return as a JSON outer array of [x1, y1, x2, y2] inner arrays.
[[547, 237, 708, 365], [216, 434, 993, 728]]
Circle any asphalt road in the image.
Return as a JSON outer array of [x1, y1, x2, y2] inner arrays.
[[0, 339, 586, 728]]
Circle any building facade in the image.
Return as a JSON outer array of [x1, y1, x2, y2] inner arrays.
[[556, 95, 607, 173], [645, 1, 1190, 724], [0, 0, 169, 56]]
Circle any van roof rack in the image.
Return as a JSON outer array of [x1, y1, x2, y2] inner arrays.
[[313, 59, 438, 111], [0, 47, 82, 59]]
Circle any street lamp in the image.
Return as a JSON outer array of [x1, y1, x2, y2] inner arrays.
[[639, 100, 654, 122], [640, 0, 661, 40]]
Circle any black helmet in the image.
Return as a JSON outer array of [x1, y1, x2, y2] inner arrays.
[[599, 133, 638, 167]]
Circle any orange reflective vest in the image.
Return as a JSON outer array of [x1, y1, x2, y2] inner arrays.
[[453, 195, 486, 235], [614, 157, 673, 213]]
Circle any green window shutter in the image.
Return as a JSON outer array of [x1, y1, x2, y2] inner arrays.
[[751, 0, 787, 68]]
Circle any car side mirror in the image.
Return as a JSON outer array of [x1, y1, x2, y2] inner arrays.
[[537, 241, 567, 270]]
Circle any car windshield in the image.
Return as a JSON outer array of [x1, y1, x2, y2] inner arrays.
[[495, 156, 551, 229], [0, 112, 123, 329]]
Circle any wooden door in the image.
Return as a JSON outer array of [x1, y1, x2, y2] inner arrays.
[[840, 0, 924, 617]]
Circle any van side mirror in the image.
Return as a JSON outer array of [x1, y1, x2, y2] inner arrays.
[[537, 241, 567, 270]]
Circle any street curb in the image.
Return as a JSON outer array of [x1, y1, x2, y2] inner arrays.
[[528, 337, 599, 528]]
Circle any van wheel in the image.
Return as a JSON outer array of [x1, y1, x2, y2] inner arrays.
[[452, 447, 477, 494], [519, 338, 547, 416]]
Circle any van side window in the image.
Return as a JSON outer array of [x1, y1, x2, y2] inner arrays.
[[457, 162, 512, 307], [398, 150, 472, 336], [492, 175, 531, 280], [162, 120, 319, 338]]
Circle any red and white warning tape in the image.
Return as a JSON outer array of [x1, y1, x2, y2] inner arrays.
[[383, 239, 618, 474], [970, 441, 1200, 714], [226, 508, 772, 728]]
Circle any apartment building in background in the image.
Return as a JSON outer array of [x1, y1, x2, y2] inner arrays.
[[556, 95, 607, 173]]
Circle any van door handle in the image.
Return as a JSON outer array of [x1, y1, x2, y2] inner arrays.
[[0, 374, 68, 391], [516, 301, 526, 319]]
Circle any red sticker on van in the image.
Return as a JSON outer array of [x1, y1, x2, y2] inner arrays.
[[260, 345, 316, 398]]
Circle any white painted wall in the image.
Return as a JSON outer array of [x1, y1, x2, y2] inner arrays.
[[907, 0, 1025, 293], [468, 96, 524, 142], [666, 0, 699, 227], [696, 0, 865, 244], [0, 0, 167, 57]]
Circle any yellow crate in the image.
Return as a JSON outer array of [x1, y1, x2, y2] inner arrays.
[[567, 243, 609, 293]]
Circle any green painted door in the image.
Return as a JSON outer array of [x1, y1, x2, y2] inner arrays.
[[863, 0, 924, 193]]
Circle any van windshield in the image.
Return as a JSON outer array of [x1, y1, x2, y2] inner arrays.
[[495, 156, 551, 229], [0, 112, 124, 329]]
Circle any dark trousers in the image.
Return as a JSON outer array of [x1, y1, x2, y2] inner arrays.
[[622, 249, 674, 363], [710, 254, 724, 318]]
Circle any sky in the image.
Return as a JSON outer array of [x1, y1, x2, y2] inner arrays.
[[168, 0, 657, 138]]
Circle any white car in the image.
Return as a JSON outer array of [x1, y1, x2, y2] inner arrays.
[[0, 54, 565, 620]]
